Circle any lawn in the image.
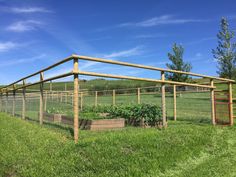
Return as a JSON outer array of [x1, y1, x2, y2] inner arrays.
[[1, 113, 236, 177]]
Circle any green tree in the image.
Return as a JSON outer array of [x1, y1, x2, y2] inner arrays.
[[166, 43, 192, 82], [212, 17, 236, 79]]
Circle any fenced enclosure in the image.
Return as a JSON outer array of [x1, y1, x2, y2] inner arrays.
[[0, 54, 235, 143]]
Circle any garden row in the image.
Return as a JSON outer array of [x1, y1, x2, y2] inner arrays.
[[45, 104, 163, 130]]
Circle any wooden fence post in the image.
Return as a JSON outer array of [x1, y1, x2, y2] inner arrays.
[[80, 92, 83, 111], [44, 91, 47, 112], [95, 91, 98, 107], [229, 82, 233, 126], [210, 79, 216, 125], [22, 80, 26, 120], [73, 58, 79, 143], [137, 88, 141, 104], [6, 91, 8, 113], [112, 90, 116, 105], [161, 71, 167, 127], [0, 93, 2, 112], [60, 92, 63, 103], [65, 92, 68, 104], [173, 85, 177, 121], [12, 85, 16, 117], [65, 83, 67, 92], [39, 72, 44, 125]]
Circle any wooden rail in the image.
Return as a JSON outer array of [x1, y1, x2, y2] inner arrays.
[[75, 55, 235, 82]]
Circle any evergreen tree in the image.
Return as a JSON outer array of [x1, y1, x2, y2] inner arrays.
[[212, 17, 236, 79], [166, 43, 192, 82]]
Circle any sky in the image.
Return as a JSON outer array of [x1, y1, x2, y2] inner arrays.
[[0, 0, 236, 84]]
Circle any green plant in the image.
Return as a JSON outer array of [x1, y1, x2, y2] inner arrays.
[[107, 104, 162, 126]]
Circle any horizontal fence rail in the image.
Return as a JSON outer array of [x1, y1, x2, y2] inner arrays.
[[0, 54, 235, 143]]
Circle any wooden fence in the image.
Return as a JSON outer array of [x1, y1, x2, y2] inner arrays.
[[0, 54, 235, 143]]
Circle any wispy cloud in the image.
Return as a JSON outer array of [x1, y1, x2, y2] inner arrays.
[[0, 41, 17, 52], [102, 46, 144, 59], [119, 15, 207, 28], [134, 33, 166, 39], [184, 37, 216, 46], [96, 15, 208, 32], [0, 54, 46, 67], [6, 20, 43, 32], [10, 7, 52, 13]]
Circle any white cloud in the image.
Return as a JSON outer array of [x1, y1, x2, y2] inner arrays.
[[102, 46, 144, 59], [6, 20, 42, 32], [185, 37, 216, 46], [10, 7, 51, 13], [134, 34, 166, 39], [118, 15, 207, 28], [0, 41, 17, 52], [0, 54, 46, 67]]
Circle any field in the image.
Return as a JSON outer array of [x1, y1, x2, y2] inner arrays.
[[1, 113, 236, 177], [0, 79, 235, 176]]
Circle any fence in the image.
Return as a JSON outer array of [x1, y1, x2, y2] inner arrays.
[[0, 54, 235, 143]]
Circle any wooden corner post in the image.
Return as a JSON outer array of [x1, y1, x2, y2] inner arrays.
[[173, 85, 177, 121], [39, 72, 44, 125], [22, 80, 26, 120], [210, 79, 216, 125], [161, 71, 167, 127], [229, 82, 233, 126], [73, 58, 79, 143]]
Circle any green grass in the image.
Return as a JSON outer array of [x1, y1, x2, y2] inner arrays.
[[1, 113, 236, 177]]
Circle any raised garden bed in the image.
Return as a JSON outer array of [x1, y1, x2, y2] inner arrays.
[[43, 112, 125, 130]]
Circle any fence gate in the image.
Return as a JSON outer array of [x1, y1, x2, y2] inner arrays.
[[214, 90, 231, 125]]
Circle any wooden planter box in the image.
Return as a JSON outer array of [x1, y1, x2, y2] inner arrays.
[[43, 113, 125, 130]]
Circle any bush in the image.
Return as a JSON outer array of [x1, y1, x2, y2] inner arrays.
[[108, 104, 162, 126]]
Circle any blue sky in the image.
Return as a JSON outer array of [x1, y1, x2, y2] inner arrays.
[[0, 0, 236, 84]]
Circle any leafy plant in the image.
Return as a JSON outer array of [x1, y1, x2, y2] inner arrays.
[[107, 104, 162, 126]]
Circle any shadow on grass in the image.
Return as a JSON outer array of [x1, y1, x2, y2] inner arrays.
[[167, 116, 211, 126], [13, 113, 75, 139]]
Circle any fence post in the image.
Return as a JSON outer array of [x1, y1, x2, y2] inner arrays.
[[12, 85, 16, 117], [6, 91, 8, 113], [210, 79, 216, 125], [44, 90, 47, 112], [112, 90, 116, 105], [39, 72, 44, 125], [229, 82, 233, 126], [173, 85, 177, 121], [137, 88, 141, 104], [65, 83, 68, 104], [95, 91, 98, 107], [161, 71, 167, 127], [22, 80, 26, 120], [73, 58, 79, 143], [0, 93, 2, 112], [80, 92, 83, 111]]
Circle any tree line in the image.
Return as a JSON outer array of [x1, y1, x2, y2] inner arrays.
[[166, 17, 236, 81]]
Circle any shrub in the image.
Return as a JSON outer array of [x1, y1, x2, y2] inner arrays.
[[107, 104, 162, 126]]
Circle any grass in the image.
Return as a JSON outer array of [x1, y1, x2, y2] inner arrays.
[[1, 113, 236, 177]]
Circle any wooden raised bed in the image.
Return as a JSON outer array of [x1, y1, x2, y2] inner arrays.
[[43, 113, 125, 130]]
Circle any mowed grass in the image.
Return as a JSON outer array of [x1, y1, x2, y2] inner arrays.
[[1, 113, 236, 177]]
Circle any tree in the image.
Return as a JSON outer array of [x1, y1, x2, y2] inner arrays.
[[166, 43, 192, 82], [212, 17, 236, 79]]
